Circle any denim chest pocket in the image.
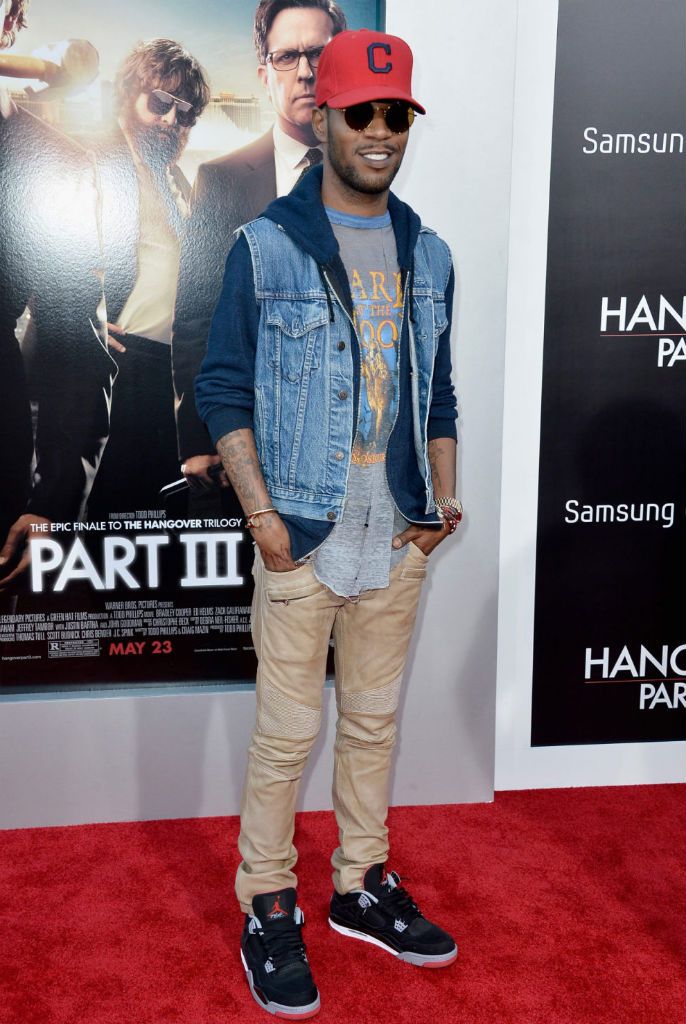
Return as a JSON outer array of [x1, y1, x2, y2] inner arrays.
[[266, 300, 328, 382], [433, 299, 448, 338], [411, 295, 446, 356]]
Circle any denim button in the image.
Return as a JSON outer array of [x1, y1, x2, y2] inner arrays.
[[337, 341, 346, 351], [327, 511, 336, 521], [338, 389, 348, 400], [334, 451, 344, 461]]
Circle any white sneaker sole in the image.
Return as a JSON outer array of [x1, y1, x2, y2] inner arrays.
[[328, 917, 458, 968]]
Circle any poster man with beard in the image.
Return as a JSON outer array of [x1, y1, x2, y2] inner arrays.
[[86, 38, 210, 519], [0, 0, 112, 592]]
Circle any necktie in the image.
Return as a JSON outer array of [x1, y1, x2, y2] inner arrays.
[[293, 147, 323, 189]]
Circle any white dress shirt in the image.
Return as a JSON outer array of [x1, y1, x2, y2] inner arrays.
[[273, 122, 322, 197]]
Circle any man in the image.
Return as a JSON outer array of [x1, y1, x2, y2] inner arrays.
[[86, 38, 210, 518], [196, 29, 462, 1019], [172, 0, 346, 493], [0, 0, 112, 589]]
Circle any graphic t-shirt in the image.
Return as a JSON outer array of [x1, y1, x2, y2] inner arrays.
[[312, 208, 408, 597], [333, 212, 403, 464]]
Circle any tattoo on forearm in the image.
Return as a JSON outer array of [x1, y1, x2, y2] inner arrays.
[[428, 437, 457, 497], [216, 429, 269, 513], [428, 440, 444, 490]]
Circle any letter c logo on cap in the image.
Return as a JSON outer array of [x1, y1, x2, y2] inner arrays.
[[368, 42, 392, 74]]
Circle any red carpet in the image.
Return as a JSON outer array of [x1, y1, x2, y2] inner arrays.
[[1, 785, 684, 1024]]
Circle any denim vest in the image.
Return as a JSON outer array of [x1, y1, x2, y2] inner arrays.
[[241, 217, 452, 524]]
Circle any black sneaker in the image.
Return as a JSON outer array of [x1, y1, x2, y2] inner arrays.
[[328, 864, 458, 968], [240, 888, 320, 1018]]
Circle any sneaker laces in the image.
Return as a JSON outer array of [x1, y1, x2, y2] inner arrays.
[[254, 910, 309, 972], [375, 874, 423, 924]]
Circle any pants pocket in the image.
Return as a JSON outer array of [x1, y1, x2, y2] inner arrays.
[[400, 542, 429, 581], [264, 562, 325, 603]]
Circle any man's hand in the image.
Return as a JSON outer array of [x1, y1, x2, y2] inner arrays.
[[106, 322, 127, 353], [252, 512, 298, 572], [0, 514, 52, 589], [392, 522, 450, 558], [182, 454, 229, 491]]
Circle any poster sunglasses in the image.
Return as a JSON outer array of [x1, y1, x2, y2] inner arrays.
[[146, 88, 196, 127], [340, 101, 415, 134]]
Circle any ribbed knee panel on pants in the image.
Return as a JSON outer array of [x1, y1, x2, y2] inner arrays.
[[339, 674, 403, 717], [257, 680, 322, 741]]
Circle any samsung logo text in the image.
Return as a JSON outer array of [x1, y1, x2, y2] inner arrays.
[[583, 127, 685, 155]]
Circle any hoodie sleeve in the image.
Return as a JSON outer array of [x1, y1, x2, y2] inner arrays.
[[427, 264, 458, 441], [194, 232, 260, 445]]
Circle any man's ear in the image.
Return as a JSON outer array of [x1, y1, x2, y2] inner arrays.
[[257, 63, 269, 96], [311, 106, 327, 144]]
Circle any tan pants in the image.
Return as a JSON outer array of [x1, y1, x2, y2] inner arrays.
[[235, 543, 428, 912]]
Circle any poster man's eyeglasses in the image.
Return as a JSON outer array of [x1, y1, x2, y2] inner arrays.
[[146, 89, 196, 127], [266, 46, 324, 72], [340, 101, 416, 135]]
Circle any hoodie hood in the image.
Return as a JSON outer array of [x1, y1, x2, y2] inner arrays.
[[260, 164, 422, 271]]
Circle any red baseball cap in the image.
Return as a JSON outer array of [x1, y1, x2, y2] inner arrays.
[[315, 29, 426, 115]]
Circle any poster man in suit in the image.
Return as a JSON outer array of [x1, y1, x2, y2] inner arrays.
[[172, 0, 346, 492]]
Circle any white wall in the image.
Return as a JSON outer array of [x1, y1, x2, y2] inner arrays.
[[384, 0, 516, 805], [0, 0, 517, 829], [494, 0, 686, 790]]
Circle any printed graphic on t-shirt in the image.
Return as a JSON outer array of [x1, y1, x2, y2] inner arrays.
[[350, 267, 404, 465]]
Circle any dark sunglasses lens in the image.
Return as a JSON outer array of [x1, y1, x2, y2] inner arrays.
[[148, 92, 174, 116], [385, 102, 413, 133], [344, 102, 375, 132], [343, 101, 414, 133], [148, 92, 195, 126]]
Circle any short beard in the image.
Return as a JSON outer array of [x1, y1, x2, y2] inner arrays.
[[327, 132, 401, 196], [122, 107, 187, 171]]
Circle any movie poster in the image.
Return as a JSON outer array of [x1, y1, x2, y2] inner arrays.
[[531, 0, 686, 744], [0, 0, 384, 691]]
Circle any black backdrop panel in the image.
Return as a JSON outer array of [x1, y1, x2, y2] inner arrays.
[[531, 0, 686, 745]]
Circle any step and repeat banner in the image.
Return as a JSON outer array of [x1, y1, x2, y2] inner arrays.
[[531, 0, 686, 744], [0, 0, 383, 691]]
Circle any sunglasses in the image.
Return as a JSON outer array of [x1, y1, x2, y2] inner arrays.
[[340, 101, 415, 135], [146, 89, 196, 128]]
